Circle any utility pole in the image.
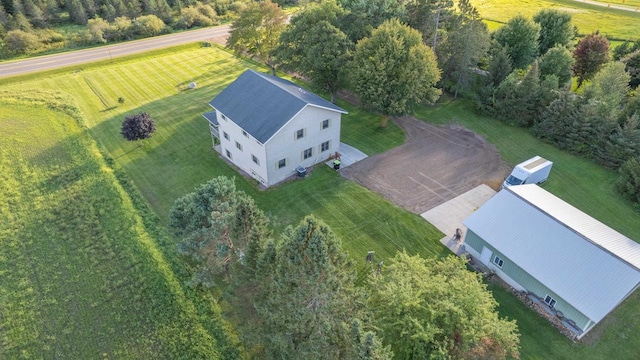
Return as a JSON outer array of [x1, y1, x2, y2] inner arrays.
[[432, 8, 441, 49]]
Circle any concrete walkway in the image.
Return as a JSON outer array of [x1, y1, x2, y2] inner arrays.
[[326, 142, 368, 169], [420, 184, 496, 255]]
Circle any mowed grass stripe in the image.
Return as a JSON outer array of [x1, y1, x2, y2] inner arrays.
[[0, 97, 228, 358]]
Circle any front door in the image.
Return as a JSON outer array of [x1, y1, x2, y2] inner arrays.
[[480, 246, 493, 266]]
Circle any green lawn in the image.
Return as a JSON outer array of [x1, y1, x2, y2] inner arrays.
[[0, 92, 237, 358], [471, 0, 640, 40], [415, 98, 640, 359], [6, 42, 640, 358]]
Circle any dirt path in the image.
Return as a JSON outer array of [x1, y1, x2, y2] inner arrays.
[[341, 114, 510, 214]]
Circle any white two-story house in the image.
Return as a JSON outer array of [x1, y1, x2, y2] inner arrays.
[[203, 70, 347, 187]]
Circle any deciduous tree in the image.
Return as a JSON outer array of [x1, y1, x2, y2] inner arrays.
[[583, 61, 630, 120], [370, 251, 520, 360], [274, 0, 351, 103], [350, 18, 441, 127], [493, 15, 540, 69], [572, 32, 610, 88], [533, 9, 573, 55], [120, 112, 156, 141], [226, 0, 286, 75], [539, 45, 574, 86]]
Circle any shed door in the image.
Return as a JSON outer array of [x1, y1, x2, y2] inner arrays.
[[480, 246, 493, 266]]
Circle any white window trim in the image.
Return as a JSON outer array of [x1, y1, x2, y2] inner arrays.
[[277, 158, 287, 169], [225, 149, 232, 159], [321, 119, 330, 130], [493, 255, 504, 268], [320, 140, 330, 152], [295, 128, 305, 140], [252, 154, 260, 165], [223, 132, 229, 140], [235, 141, 243, 151], [544, 295, 557, 308], [303, 147, 313, 160]]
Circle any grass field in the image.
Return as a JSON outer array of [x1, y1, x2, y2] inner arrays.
[[0, 91, 239, 358], [471, 0, 640, 40], [0, 45, 446, 356], [415, 98, 640, 359], [5, 42, 640, 358]]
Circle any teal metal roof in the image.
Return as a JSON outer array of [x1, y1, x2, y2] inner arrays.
[[464, 184, 640, 323]]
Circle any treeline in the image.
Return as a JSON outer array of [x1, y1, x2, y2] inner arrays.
[[169, 176, 520, 359], [472, 11, 640, 207], [0, 0, 241, 56]]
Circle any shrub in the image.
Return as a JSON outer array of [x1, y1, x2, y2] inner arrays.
[[3, 29, 41, 55], [133, 15, 166, 37], [121, 112, 156, 141]]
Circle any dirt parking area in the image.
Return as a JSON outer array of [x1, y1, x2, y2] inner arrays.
[[340, 116, 510, 214]]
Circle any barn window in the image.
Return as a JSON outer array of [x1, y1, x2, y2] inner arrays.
[[223, 132, 229, 140], [296, 129, 305, 139], [278, 158, 286, 169], [235, 141, 243, 151], [493, 255, 504, 268], [544, 295, 557, 308], [252, 154, 259, 165], [225, 149, 232, 159], [242, 130, 248, 138], [321, 119, 330, 129]]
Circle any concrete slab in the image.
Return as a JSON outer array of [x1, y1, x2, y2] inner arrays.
[[326, 142, 368, 169], [420, 184, 496, 255]]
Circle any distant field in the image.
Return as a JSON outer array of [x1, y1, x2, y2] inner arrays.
[[471, 0, 640, 40], [0, 92, 235, 358]]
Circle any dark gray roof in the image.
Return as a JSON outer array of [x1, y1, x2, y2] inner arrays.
[[209, 70, 346, 143], [202, 111, 218, 126]]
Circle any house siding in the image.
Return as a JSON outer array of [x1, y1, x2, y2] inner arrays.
[[216, 110, 268, 186], [265, 106, 341, 186], [464, 230, 592, 331]]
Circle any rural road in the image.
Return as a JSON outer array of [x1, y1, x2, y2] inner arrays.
[[574, 0, 640, 12], [0, 25, 230, 79]]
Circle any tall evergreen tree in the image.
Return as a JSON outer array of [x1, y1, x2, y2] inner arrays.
[[169, 176, 270, 286], [255, 216, 370, 359]]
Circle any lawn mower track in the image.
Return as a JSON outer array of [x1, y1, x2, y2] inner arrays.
[[341, 115, 510, 214]]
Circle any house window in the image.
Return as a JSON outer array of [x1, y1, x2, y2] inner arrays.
[[252, 154, 260, 165], [221, 114, 227, 121], [225, 149, 232, 159], [223, 132, 229, 140], [277, 158, 287, 169], [303, 148, 313, 159], [235, 141, 243, 151], [296, 129, 305, 139], [544, 295, 557, 308], [242, 130, 248, 138], [493, 255, 504, 268], [322, 119, 330, 129], [321, 141, 330, 152]]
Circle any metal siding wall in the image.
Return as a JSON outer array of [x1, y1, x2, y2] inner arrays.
[[467, 229, 592, 331], [464, 230, 485, 254]]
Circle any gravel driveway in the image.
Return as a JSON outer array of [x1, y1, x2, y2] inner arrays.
[[341, 115, 510, 214]]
